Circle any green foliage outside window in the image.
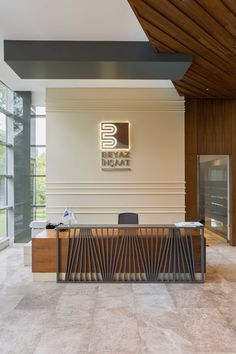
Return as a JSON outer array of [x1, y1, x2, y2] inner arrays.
[[0, 144, 6, 174], [31, 147, 46, 221], [36, 151, 46, 176], [0, 209, 6, 238]]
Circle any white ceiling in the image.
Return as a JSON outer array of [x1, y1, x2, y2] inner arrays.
[[0, 0, 174, 105]]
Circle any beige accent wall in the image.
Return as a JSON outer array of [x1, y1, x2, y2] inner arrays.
[[46, 88, 185, 224]]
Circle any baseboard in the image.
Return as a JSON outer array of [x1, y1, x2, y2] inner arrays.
[[33, 273, 57, 281], [0, 238, 9, 251]]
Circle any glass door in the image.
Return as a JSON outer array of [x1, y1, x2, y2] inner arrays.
[[198, 155, 230, 240]]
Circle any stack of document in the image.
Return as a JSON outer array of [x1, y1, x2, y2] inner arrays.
[[175, 221, 203, 228]]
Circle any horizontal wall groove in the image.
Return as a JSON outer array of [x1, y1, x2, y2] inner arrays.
[[46, 99, 184, 112], [47, 210, 185, 215], [46, 205, 185, 209], [46, 181, 186, 184], [47, 107, 184, 113], [47, 186, 185, 190], [46, 191, 185, 196]]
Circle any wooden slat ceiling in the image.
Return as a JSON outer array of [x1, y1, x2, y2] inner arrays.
[[128, 0, 236, 98]]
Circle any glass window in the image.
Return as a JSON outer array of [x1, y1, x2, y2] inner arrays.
[[36, 207, 46, 220], [0, 144, 6, 174], [31, 117, 46, 145], [31, 147, 46, 175], [0, 82, 14, 114], [0, 82, 7, 111], [14, 93, 23, 117], [0, 112, 6, 142], [0, 102, 10, 240], [199, 155, 229, 240], [30, 109, 46, 223], [31, 176, 46, 205], [7, 90, 14, 115], [7, 116, 14, 146], [31, 206, 46, 221], [0, 209, 7, 238], [0, 176, 6, 206], [0, 81, 29, 242]]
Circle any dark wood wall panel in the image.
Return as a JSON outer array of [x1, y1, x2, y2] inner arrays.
[[197, 100, 232, 154], [185, 99, 197, 153], [185, 154, 198, 221], [185, 98, 236, 245], [185, 99, 198, 221], [231, 101, 236, 246]]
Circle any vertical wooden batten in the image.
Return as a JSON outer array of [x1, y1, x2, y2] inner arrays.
[[128, 0, 236, 98], [231, 100, 236, 245], [185, 99, 198, 221], [185, 99, 236, 245]]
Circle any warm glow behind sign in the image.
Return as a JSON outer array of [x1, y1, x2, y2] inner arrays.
[[100, 122, 131, 170], [100, 122, 130, 150]]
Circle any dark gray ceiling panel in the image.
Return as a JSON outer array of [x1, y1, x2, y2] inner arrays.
[[4, 41, 192, 80]]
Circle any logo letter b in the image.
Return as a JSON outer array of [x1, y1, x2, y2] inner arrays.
[[101, 123, 117, 149]]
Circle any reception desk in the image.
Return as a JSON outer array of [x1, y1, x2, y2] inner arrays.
[[32, 224, 205, 283]]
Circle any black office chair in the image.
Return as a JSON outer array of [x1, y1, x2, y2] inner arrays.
[[118, 212, 139, 224]]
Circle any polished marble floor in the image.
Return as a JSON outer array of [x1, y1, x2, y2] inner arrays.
[[0, 230, 236, 354]]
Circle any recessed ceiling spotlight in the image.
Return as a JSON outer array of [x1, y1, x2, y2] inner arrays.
[[206, 88, 209, 91]]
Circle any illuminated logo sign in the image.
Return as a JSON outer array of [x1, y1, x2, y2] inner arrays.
[[100, 122, 130, 150], [100, 122, 131, 170]]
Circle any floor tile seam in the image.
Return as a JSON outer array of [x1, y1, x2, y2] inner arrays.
[[5, 294, 26, 312], [213, 252, 236, 262], [31, 316, 92, 353], [131, 284, 146, 351], [135, 309, 222, 350], [86, 286, 101, 351], [27, 325, 47, 354], [52, 297, 96, 327], [0, 323, 49, 344], [88, 288, 140, 352]]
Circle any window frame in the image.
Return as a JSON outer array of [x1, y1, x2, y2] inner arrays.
[[30, 112, 46, 221], [0, 110, 14, 240]]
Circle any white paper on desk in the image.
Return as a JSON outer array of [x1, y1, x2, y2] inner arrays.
[[175, 222, 203, 228], [71, 212, 78, 224], [29, 220, 48, 229]]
